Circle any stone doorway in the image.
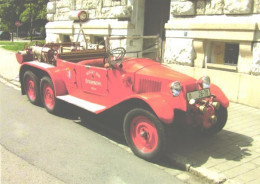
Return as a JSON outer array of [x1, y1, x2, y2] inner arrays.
[[143, 0, 171, 59]]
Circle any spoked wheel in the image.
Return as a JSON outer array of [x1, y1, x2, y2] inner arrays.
[[23, 71, 41, 105], [124, 108, 166, 161], [40, 76, 57, 113]]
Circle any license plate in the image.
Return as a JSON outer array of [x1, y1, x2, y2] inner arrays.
[[187, 89, 210, 101]]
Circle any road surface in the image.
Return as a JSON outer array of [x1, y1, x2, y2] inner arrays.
[[0, 83, 194, 184]]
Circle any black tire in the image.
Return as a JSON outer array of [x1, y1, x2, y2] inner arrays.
[[123, 108, 166, 161], [203, 106, 228, 135], [40, 76, 58, 114], [23, 70, 41, 105]]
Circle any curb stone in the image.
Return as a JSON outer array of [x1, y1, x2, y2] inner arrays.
[[167, 153, 241, 184]]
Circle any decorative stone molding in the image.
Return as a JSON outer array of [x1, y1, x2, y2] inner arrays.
[[196, 0, 205, 15], [165, 18, 256, 42], [171, 1, 195, 16], [254, 0, 260, 13], [47, 2, 56, 14], [251, 42, 260, 75], [224, 0, 253, 14], [164, 38, 195, 66], [205, 0, 224, 14]]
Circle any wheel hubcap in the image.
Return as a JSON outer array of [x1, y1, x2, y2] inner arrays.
[[43, 83, 55, 110], [130, 116, 158, 153], [26, 77, 36, 101]]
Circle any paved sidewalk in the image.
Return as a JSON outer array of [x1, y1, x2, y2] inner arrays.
[[0, 46, 260, 184], [167, 103, 260, 184], [0, 48, 20, 86]]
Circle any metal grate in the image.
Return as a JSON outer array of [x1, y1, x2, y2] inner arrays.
[[138, 79, 162, 93]]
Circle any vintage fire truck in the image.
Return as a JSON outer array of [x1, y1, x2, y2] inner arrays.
[[15, 12, 229, 161]]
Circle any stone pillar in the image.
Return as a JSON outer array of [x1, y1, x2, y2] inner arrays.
[[193, 40, 205, 68], [237, 42, 253, 74], [251, 42, 260, 75]]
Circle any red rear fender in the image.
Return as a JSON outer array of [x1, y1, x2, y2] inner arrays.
[[19, 62, 68, 96]]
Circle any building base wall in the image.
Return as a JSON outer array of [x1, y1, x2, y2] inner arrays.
[[166, 64, 260, 109]]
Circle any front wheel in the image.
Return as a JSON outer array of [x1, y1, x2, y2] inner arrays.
[[123, 108, 166, 162], [203, 106, 228, 135], [40, 76, 58, 113]]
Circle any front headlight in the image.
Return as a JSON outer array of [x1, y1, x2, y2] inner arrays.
[[171, 81, 182, 97], [200, 76, 210, 89]]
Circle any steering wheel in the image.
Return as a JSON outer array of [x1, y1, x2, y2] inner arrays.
[[109, 47, 126, 62]]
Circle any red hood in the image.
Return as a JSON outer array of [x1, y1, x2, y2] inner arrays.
[[121, 58, 160, 73], [122, 58, 196, 84], [122, 58, 198, 93]]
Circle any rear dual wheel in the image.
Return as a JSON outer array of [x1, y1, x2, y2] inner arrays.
[[40, 76, 58, 114], [23, 71, 41, 105], [123, 108, 166, 162]]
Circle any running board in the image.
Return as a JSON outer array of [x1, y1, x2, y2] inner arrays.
[[56, 95, 106, 113]]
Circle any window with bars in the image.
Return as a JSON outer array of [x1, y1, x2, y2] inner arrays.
[[209, 42, 239, 65]]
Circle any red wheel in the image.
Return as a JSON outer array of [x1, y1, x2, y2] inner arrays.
[[40, 76, 57, 113], [130, 116, 158, 153], [124, 108, 166, 161], [23, 71, 41, 105], [202, 106, 228, 135]]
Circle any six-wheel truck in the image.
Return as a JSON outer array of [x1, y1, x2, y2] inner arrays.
[[16, 35, 229, 161]]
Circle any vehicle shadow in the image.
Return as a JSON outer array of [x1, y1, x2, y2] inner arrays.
[[55, 101, 253, 170], [166, 124, 253, 168]]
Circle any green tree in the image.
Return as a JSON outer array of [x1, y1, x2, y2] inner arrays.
[[0, 0, 25, 32], [20, 0, 48, 37], [0, 0, 48, 39]]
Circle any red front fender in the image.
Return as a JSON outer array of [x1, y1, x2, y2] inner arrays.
[[130, 93, 187, 124]]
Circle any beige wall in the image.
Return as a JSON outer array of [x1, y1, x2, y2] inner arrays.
[[166, 64, 260, 109]]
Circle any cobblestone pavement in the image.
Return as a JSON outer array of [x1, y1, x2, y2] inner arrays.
[[1, 46, 260, 184], [167, 102, 260, 184]]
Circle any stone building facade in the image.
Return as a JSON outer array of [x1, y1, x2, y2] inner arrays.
[[46, 0, 260, 108]]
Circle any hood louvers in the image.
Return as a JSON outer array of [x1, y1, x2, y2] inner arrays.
[[138, 79, 162, 93]]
